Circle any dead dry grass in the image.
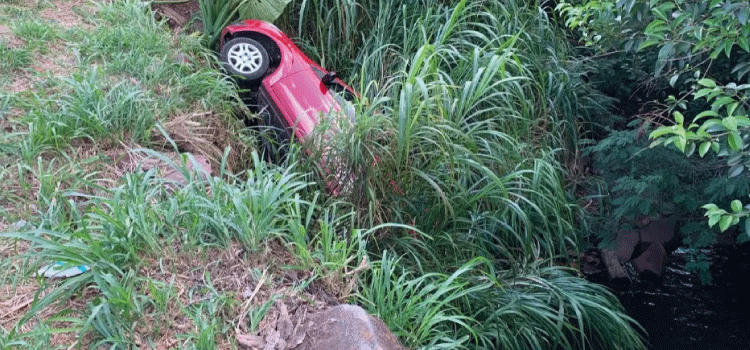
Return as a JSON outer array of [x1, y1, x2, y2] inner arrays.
[[154, 109, 255, 174], [0, 280, 93, 347], [3, 37, 79, 93]]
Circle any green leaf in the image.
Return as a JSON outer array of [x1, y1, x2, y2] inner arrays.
[[728, 154, 742, 166], [693, 110, 719, 121], [649, 138, 664, 148], [685, 141, 696, 157], [708, 214, 721, 227], [727, 102, 739, 116], [675, 135, 687, 152], [674, 111, 684, 125], [740, 7, 750, 25], [697, 78, 717, 88], [711, 141, 721, 153], [728, 163, 745, 177], [719, 215, 734, 232], [649, 126, 678, 139], [237, 0, 292, 22], [732, 200, 743, 213], [745, 217, 750, 236], [723, 116, 739, 131], [728, 130, 743, 151], [739, 36, 750, 52], [714, 96, 736, 108], [724, 40, 734, 58], [702, 203, 720, 212], [710, 44, 725, 59], [638, 39, 661, 51], [699, 141, 711, 157], [703, 120, 727, 133], [694, 88, 715, 99], [656, 43, 675, 75], [669, 74, 679, 87]]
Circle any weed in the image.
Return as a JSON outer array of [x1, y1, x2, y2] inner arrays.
[[0, 42, 31, 72], [174, 152, 308, 250], [24, 69, 156, 150], [12, 19, 60, 53], [197, 0, 251, 50], [357, 253, 491, 349], [79, 0, 175, 84]]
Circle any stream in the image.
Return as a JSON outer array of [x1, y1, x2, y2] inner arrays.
[[618, 244, 750, 350]]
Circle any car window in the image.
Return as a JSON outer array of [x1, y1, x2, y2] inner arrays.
[[310, 65, 326, 80], [331, 89, 356, 123], [310, 64, 356, 121]]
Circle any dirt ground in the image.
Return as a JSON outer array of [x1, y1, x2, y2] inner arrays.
[[152, 0, 201, 30]]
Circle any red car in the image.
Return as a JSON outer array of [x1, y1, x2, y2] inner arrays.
[[219, 20, 356, 144], [219, 20, 357, 194]]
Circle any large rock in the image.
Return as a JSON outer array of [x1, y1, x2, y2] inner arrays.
[[614, 229, 640, 263], [294, 304, 404, 350], [639, 216, 678, 251], [631, 241, 668, 279]]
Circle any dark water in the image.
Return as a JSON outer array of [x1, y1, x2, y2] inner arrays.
[[618, 245, 750, 350]]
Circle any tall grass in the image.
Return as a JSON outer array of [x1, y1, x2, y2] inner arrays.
[[295, 0, 586, 262], [286, 0, 642, 349], [357, 252, 644, 350]]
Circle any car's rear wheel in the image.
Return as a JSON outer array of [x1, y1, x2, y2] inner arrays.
[[220, 37, 270, 82]]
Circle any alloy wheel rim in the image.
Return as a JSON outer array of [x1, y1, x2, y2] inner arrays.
[[228, 43, 262, 74]]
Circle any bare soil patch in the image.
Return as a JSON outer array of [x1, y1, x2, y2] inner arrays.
[[152, 0, 200, 29], [2, 40, 78, 94], [39, 0, 95, 30], [0, 24, 23, 47]]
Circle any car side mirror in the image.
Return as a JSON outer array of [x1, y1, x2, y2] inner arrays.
[[322, 71, 337, 85]]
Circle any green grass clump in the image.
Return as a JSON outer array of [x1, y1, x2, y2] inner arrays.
[[79, 1, 177, 83], [170, 152, 309, 250], [0, 152, 301, 347], [358, 253, 644, 350], [12, 19, 60, 53], [25, 69, 156, 150], [0, 42, 31, 72]]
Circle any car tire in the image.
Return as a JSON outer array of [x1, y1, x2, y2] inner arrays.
[[220, 37, 270, 82]]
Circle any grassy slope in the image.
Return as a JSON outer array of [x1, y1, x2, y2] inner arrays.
[[1, 0, 646, 349]]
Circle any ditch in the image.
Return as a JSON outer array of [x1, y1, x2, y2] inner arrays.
[[618, 245, 750, 350]]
